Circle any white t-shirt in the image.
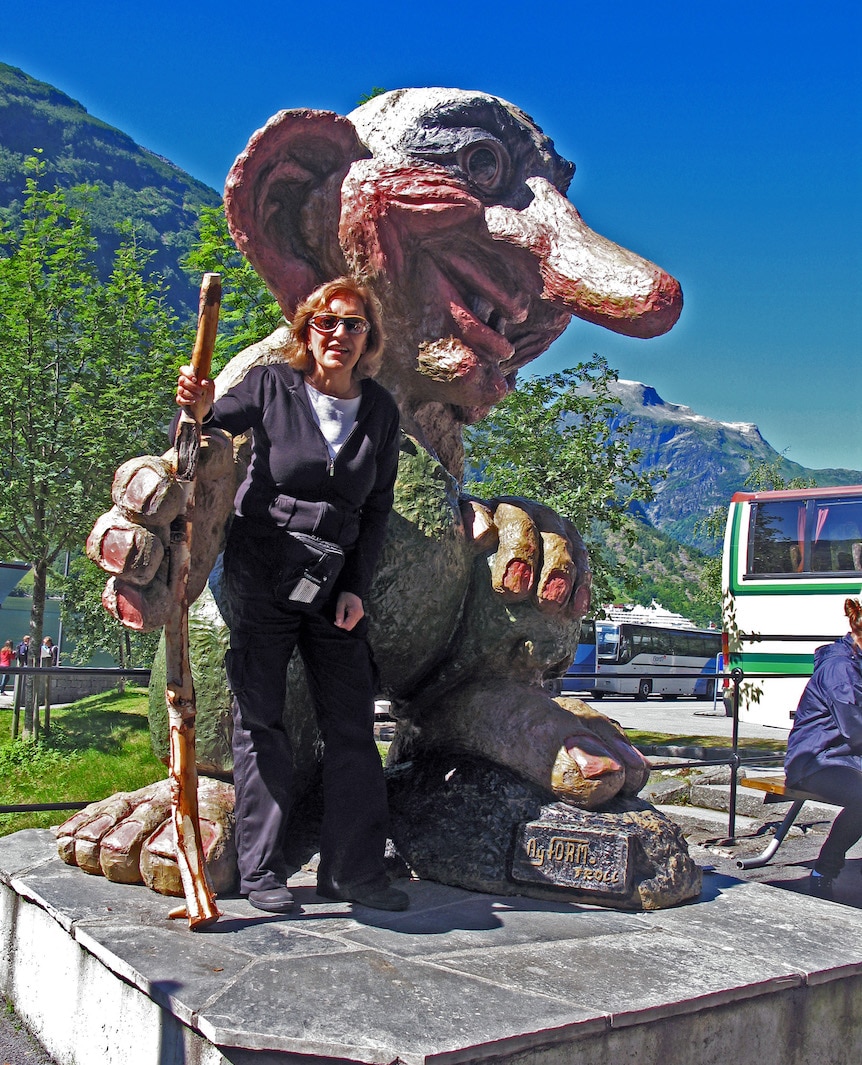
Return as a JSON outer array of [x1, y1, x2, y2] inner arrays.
[[304, 382, 361, 460]]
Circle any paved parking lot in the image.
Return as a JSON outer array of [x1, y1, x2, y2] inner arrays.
[[565, 694, 788, 743]]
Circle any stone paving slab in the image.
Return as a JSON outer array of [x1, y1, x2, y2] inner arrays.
[[422, 920, 802, 1029], [198, 944, 603, 1060], [1, 829, 862, 1064], [644, 873, 862, 986]]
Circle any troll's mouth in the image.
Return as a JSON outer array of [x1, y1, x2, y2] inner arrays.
[[433, 248, 531, 352], [413, 260, 571, 405], [442, 246, 566, 370], [467, 294, 510, 336]]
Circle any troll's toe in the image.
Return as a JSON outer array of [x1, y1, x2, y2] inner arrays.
[[551, 734, 626, 808]]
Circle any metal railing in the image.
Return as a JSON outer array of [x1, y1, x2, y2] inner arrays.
[[0, 665, 788, 836], [555, 666, 790, 841]]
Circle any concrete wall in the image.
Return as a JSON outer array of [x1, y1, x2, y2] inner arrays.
[[12, 670, 150, 709]]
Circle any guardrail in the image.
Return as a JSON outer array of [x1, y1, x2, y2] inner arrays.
[[0, 666, 785, 837]]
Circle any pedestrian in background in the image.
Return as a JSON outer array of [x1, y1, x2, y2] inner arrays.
[[15, 635, 30, 667], [40, 636, 59, 667], [0, 640, 13, 694]]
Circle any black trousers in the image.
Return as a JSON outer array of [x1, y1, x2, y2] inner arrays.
[[223, 524, 390, 896], [796, 764, 862, 878]]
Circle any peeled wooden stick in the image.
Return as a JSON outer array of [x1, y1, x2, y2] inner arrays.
[[165, 273, 222, 930]]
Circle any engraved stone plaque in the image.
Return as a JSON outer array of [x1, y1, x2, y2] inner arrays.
[[510, 820, 633, 896]]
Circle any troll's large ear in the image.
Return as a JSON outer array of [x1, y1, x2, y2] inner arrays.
[[224, 110, 370, 317]]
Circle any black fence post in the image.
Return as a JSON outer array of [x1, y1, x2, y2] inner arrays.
[[726, 667, 743, 841]]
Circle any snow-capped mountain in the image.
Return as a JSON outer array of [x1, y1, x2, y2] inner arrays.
[[606, 380, 862, 550]]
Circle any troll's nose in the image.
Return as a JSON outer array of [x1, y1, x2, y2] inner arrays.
[[485, 177, 683, 339]]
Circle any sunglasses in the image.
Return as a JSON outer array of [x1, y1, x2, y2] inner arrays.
[[309, 314, 370, 336]]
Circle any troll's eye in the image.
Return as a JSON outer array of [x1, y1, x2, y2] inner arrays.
[[459, 142, 507, 192]]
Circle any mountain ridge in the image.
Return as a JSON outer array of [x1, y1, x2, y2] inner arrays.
[[605, 378, 862, 550]]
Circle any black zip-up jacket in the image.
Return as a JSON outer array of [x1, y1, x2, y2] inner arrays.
[[183, 364, 400, 602]]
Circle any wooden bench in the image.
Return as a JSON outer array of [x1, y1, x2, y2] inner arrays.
[[735, 774, 841, 870]]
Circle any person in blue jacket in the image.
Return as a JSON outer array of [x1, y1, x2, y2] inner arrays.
[[785, 597, 862, 898], [176, 276, 406, 915]]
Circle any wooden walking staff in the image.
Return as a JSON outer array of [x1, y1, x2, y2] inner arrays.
[[165, 272, 222, 930]]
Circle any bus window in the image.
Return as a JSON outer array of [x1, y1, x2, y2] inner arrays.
[[810, 499, 862, 573], [596, 624, 618, 659], [748, 501, 805, 574]]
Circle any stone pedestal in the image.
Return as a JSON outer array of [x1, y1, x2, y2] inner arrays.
[[386, 754, 702, 909]]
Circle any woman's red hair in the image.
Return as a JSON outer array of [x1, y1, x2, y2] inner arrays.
[[844, 598, 862, 638]]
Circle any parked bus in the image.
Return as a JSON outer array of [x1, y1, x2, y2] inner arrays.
[[721, 484, 862, 728], [545, 619, 598, 695], [590, 621, 721, 700]]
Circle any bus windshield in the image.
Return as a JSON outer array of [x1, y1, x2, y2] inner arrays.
[[595, 622, 618, 660], [748, 495, 862, 576]]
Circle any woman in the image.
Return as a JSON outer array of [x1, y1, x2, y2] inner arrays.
[[176, 277, 406, 914], [785, 598, 862, 898], [0, 640, 13, 694]]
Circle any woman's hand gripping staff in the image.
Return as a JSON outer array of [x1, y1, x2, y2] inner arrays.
[[166, 273, 222, 930]]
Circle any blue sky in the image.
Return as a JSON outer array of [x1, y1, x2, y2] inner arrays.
[[4, 0, 861, 471]]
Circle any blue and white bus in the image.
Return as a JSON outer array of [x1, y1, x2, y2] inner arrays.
[[545, 619, 597, 695], [590, 621, 721, 700]]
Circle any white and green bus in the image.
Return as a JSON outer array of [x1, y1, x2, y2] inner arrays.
[[721, 484, 862, 728]]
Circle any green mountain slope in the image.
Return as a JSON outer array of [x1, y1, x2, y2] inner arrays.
[[0, 63, 221, 318], [591, 518, 715, 626]]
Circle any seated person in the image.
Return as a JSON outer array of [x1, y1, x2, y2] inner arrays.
[[785, 598, 862, 898]]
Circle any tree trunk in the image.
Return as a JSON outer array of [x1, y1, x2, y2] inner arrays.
[[23, 560, 48, 740]]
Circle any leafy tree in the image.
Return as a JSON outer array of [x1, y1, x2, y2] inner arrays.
[[182, 205, 283, 371], [60, 551, 163, 675], [463, 357, 661, 606], [0, 156, 182, 729], [356, 87, 387, 104], [693, 457, 817, 614]]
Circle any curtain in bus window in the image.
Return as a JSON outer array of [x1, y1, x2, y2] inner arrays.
[[796, 505, 806, 572], [811, 500, 862, 572], [749, 502, 806, 574]]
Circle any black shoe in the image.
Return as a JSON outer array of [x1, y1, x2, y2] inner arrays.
[[808, 872, 834, 900], [317, 882, 409, 911], [246, 886, 296, 914]]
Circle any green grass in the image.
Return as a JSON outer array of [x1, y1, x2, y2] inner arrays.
[[624, 729, 787, 754], [0, 687, 166, 835]]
